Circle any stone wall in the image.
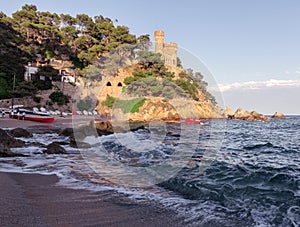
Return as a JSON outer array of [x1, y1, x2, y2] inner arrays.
[[0, 96, 34, 108], [97, 66, 135, 101], [0, 81, 77, 110]]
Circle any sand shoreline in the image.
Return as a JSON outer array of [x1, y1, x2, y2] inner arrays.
[[0, 115, 95, 129], [0, 172, 183, 226], [0, 116, 185, 226]]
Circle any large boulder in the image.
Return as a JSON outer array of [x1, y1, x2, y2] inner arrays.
[[225, 106, 234, 116], [0, 129, 25, 148], [272, 112, 285, 119], [95, 121, 114, 135], [249, 111, 270, 121], [70, 140, 92, 149], [60, 128, 74, 137], [0, 144, 27, 157], [43, 142, 67, 154], [233, 108, 251, 120], [10, 128, 33, 138]]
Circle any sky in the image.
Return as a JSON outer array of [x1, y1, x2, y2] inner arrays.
[[1, 0, 300, 114]]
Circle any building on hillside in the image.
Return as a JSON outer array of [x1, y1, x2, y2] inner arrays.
[[24, 59, 78, 83], [154, 30, 178, 67], [24, 63, 39, 81], [49, 59, 78, 83]]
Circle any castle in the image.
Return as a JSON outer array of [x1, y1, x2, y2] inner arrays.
[[95, 30, 180, 115], [154, 30, 178, 67]]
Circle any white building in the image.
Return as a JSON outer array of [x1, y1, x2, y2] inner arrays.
[[24, 63, 38, 81], [61, 75, 76, 83]]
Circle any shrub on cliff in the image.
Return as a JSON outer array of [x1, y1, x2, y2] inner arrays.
[[77, 97, 93, 111], [49, 91, 70, 105], [102, 96, 145, 113], [115, 98, 146, 113], [101, 95, 116, 108]]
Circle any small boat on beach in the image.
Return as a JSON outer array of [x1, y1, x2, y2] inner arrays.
[[9, 108, 54, 123], [185, 118, 203, 125], [9, 113, 54, 123]]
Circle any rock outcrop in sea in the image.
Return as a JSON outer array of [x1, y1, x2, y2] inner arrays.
[[0, 129, 25, 148], [272, 112, 285, 118], [43, 142, 67, 154], [10, 128, 33, 138], [225, 106, 234, 117], [227, 108, 270, 121]]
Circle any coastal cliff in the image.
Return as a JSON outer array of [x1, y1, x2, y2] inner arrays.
[[103, 97, 224, 122]]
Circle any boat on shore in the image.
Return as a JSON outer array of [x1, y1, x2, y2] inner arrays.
[[184, 118, 203, 125], [9, 108, 54, 123], [9, 113, 54, 123]]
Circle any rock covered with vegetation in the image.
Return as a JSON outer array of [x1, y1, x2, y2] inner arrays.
[[97, 50, 222, 120]]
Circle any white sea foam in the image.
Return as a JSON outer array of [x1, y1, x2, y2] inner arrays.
[[1, 118, 299, 226]]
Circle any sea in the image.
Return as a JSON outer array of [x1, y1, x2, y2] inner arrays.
[[0, 116, 299, 227]]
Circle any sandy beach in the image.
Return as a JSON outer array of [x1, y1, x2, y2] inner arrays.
[[0, 115, 98, 129], [0, 172, 183, 227], [0, 116, 69, 128], [0, 117, 184, 226]]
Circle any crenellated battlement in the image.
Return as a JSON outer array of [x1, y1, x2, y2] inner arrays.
[[154, 30, 177, 67], [154, 30, 165, 37], [164, 42, 178, 48]]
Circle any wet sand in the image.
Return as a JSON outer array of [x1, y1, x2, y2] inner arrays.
[[0, 117, 184, 226], [0, 172, 183, 227]]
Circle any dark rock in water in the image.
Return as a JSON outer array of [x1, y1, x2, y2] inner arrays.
[[130, 125, 149, 132], [43, 142, 67, 154], [96, 128, 113, 136], [0, 129, 25, 148], [10, 128, 33, 138], [25, 142, 46, 148], [0, 144, 28, 157], [70, 138, 91, 149], [52, 141, 70, 146], [60, 128, 74, 137]]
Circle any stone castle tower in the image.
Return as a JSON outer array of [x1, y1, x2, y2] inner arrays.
[[154, 30, 178, 67]]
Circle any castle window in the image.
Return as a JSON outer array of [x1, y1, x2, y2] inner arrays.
[[117, 82, 122, 87], [106, 81, 112, 86]]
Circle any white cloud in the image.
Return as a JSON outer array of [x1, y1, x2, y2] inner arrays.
[[218, 79, 300, 92]]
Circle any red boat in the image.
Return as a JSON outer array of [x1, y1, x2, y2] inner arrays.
[[9, 113, 54, 123], [185, 118, 203, 125]]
